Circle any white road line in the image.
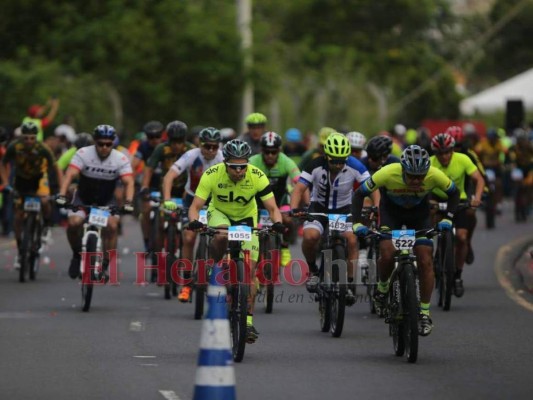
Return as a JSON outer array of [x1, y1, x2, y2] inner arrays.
[[159, 390, 182, 400], [133, 355, 156, 359], [140, 363, 158, 367], [129, 321, 144, 331]]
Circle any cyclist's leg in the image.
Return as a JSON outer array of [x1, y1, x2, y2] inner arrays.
[[206, 208, 229, 263], [139, 197, 151, 252], [301, 220, 322, 274]]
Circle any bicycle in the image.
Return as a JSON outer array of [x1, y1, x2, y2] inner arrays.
[[257, 209, 281, 314], [483, 168, 497, 229], [161, 197, 186, 300], [15, 192, 46, 283], [360, 206, 379, 314], [147, 191, 162, 283], [63, 204, 121, 312], [296, 211, 350, 338], [367, 227, 437, 363], [193, 223, 277, 362]]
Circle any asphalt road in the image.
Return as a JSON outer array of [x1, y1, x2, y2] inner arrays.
[[1, 202, 532, 400]]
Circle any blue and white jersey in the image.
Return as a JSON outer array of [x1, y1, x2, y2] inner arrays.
[[170, 147, 224, 196], [298, 155, 370, 210]]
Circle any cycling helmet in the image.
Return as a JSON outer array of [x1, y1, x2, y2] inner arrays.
[[324, 133, 351, 158], [366, 136, 392, 159], [223, 139, 252, 160], [245, 112, 267, 126], [21, 121, 39, 135], [346, 131, 366, 150], [486, 128, 498, 139], [93, 124, 116, 140], [261, 131, 282, 148], [285, 128, 302, 143], [400, 145, 431, 175], [199, 127, 222, 143], [220, 128, 236, 143], [319, 127, 336, 145], [74, 132, 94, 149], [431, 133, 455, 153], [166, 120, 188, 141], [143, 120, 164, 138], [446, 126, 463, 144]]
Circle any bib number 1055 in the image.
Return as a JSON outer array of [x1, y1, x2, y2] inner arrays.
[[228, 225, 252, 242]]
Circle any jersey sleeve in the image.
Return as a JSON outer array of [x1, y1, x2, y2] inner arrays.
[[57, 148, 76, 170], [69, 148, 86, 171], [431, 167, 456, 195], [360, 166, 388, 195], [283, 154, 301, 181], [298, 157, 321, 186], [117, 152, 133, 177], [2, 143, 16, 164], [347, 156, 370, 183], [254, 167, 274, 201], [171, 148, 195, 174], [463, 154, 478, 176]]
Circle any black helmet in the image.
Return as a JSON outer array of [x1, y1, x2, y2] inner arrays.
[[21, 121, 39, 135], [143, 120, 164, 138], [400, 145, 430, 175], [74, 132, 94, 149], [366, 136, 392, 159], [199, 127, 222, 143], [223, 139, 252, 160], [260, 131, 282, 148], [166, 120, 188, 141]]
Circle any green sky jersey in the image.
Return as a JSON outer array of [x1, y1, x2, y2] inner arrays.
[[249, 152, 300, 203], [430, 152, 478, 200], [195, 163, 273, 220]]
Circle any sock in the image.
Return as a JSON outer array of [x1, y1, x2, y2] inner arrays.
[[455, 268, 462, 279], [377, 280, 389, 294], [420, 302, 430, 316], [246, 314, 253, 326]]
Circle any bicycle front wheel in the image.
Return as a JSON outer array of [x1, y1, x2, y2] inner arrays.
[[19, 214, 36, 283], [29, 216, 43, 281], [228, 260, 248, 362], [194, 235, 208, 320], [81, 235, 97, 312], [330, 244, 346, 338], [401, 264, 419, 363], [164, 224, 177, 300]]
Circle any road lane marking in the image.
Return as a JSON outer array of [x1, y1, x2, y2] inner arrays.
[[159, 390, 182, 400], [133, 355, 156, 359], [129, 321, 145, 331]]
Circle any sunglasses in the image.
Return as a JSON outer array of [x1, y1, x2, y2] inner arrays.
[[23, 135, 37, 141], [96, 141, 113, 148], [328, 158, 346, 165], [263, 149, 279, 155], [226, 163, 248, 171], [170, 139, 185, 144], [436, 149, 453, 155], [202, 143, 219, 151], [147, 134, 161, 140], [405, 173, 426, 181]]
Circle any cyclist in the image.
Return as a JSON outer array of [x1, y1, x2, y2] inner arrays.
[[249, 131, 304, 267], [187, 139, 285, 343], [430, 133, 484, 297], [290, 133, 375, 304], [506, 128, 533, 221], [0, 121, 62, 267], [239, 113, 267, 155], [298, 127, 335, 171], [55, 125, 134, 280], [352, 145, 460, 336], [283, 128, 307, 166], [57, 133, 95, 171], [133, 121, 165, 256], [162, 127, 224, 302], [361, 135, 400, 175], [345, 131, 367, 160]]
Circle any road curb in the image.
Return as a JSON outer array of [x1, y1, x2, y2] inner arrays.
[[494, 235, 533, 312]]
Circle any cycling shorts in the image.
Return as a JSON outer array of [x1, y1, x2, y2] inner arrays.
[[380, 201, 432, 246], [302, 204, 353, 235], [67, 190, 119, 220]]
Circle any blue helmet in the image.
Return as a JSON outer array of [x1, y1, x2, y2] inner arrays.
[[94, 124, 116, 140], [400, 145, 430, 175], [285, 128, 302, 143]]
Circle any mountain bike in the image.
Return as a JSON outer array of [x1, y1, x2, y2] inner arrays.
[[367, 227, 437, 363], [361, 206, 379, 314], [257, 209, 281, 314], [16, 192, 45, 282], [64, 204, 121, 312], [194, 223, 276, 362], [162, 197, 185, 300]]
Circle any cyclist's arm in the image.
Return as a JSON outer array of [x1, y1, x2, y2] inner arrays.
[[289, 181, 309, 209], [470, 169, 485, 207], [44, 145, 62, 193], [262, 196, 282, 224], [188, 195, 207, 222], [162, 168, 179, 201], [140, 166, 153, 190], [131, 156, 142, 171], [0, 161, 10, 188], [59, 166, 80, 196], [121, 174, 135, 203]]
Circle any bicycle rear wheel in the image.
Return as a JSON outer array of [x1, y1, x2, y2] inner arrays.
[[330, 244, 346, 337], [401, 264, 419, 363], [19, 214, 35, 283], [229, 260, 248, 362], [442, 231, 455, 311], [81, 235, 97, 312], [260, 234, 275, 314], [194, 235, 208, 320]]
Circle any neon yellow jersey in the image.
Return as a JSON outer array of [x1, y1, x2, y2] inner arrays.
[[195, 163, 274, 220], [360, 163, 455, 209], [430, 152, 477, 200]]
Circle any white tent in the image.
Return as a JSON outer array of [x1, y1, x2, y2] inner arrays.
[[460, 67, 533, 115]]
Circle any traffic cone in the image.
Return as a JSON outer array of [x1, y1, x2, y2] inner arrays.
[[193, 262, 236, 400]]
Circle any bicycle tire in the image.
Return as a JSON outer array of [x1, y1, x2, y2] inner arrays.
[[164, 223, 177, 300], [442, 231, 455, 311], [389, 275, 405, 357], [19, 214, 35, 283], [172, 229, 182, 298], [81, 235, 97, 312], [485, 190, 496, 229], [229, 259, 248, 362], [401, 264, 419, 363], [149, 208, 160, 283], [194, 235, 208, 320], [261, 235, 274, 314], [318, 254, 331, 332], [434, 238, 444, 307], [330, 243, 346, 337], [366, 238, 379, 314], [29, 215, 42, 281], [515, 185, 528, 222]]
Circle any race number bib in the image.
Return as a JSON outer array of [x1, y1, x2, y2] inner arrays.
[[392, 229, 416, 251], [198, 209, 208, 224], [328, 214, 347, 232], [23, 196, 41, 212], [150, 191, 161, 206], [259, 209, 273, 227], [89, 208, 110, 227], [228, 225, 252, 242]]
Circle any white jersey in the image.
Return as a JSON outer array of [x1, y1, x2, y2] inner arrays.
[[299, 155, 370, 210], [69, 145, 132, 205], [170, 147, 224, 196]]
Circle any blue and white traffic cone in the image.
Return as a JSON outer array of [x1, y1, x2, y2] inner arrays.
[[193, 262, 236, 400]]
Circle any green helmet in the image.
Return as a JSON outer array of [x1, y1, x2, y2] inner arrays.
[[245, 112, 267, 125], [199, 127, 222, 142], [223, 139, 252, 160], [324, 133, 351, 158]]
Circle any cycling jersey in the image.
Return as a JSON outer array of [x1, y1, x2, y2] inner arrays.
[[475, 139, 505, 167], [69, 145, 132, 205], [360, 163, 456, 209], [298, 155, 370, 210], [249, 152, 300, 204], [147, 142, 194, 192], [136, 140, 164, 188], [170, 148, 224, 196], [57, 147, 77, 171], [430, 152, 478, 200], [3, 140, 56, 181], [360, 155, 401, 175], [195, 163, 273, 221]]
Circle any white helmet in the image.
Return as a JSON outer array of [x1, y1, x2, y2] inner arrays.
[[345, 131, 366, 150]]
